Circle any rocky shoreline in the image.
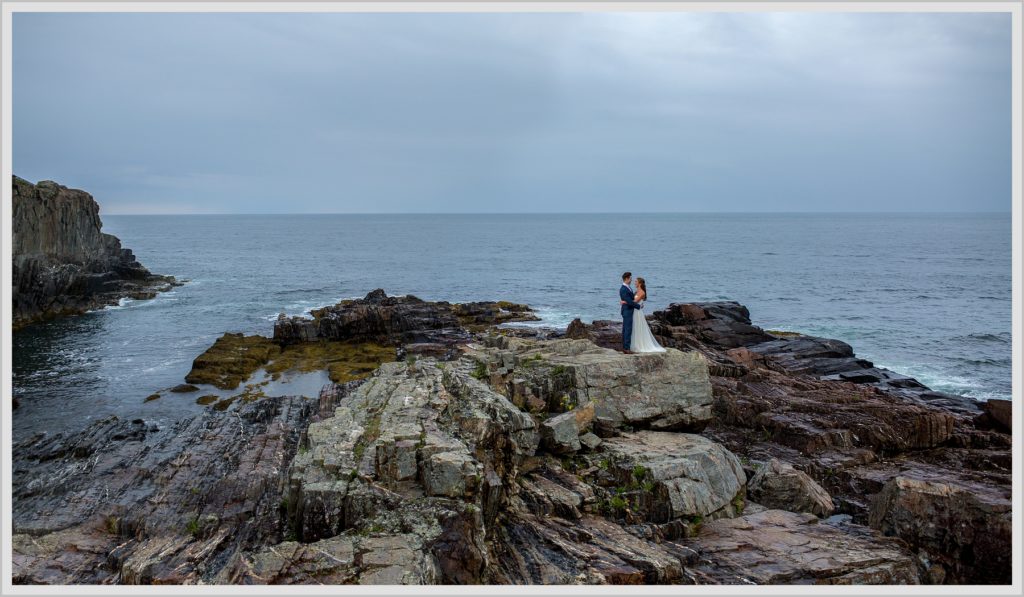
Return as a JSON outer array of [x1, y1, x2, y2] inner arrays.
[[11, 290, 1011, 585], [11, 176, 180, 331]]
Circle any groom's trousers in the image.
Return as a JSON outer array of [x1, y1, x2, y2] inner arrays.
[[622, 312, 633, 350]]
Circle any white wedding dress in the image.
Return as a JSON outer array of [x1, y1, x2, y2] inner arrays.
[[631, 302, 666, 353]]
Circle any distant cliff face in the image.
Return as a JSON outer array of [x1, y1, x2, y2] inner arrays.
[[12, 175, 179, 330]]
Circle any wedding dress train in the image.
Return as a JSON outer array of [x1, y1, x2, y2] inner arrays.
[[631, 303, 666, 353]]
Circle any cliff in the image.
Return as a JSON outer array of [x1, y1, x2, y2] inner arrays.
[[10, 290, 1010, 585], [12, 175, 179, 329]]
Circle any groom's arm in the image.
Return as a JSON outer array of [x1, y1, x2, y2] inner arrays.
[[619, 287, 641, 309]]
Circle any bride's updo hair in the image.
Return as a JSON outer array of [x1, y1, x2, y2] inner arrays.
[[637, 277, 647, 294]]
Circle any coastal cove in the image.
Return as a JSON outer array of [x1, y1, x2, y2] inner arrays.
[[11, 212, 1012, 442]]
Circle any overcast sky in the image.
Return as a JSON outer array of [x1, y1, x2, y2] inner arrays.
[[13, 11, 1012, 214]]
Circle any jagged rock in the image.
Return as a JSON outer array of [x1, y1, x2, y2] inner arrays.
[[10, 290, 1009, 586], [979, 398, 1011, 433], [12, 176, 179, 330], [712, 368, 955, 455], [273, 289, 537, 346], [490, 512, 696, 584], [579, 432, 602, 451], [748, 458, 834, 517], [688, 509, 920, 584], [539, 401, 595, 454], [12, 397, 312, 584], [652, 301, 775, 348], [518, 464, 595, 520], [565, 318, 590, 340], [286, 358, 536, 569], [234, 534, 441, 584], [468, 337, 713, 432], [869, 475, 1011, 584], [599, 431, 746, 524]]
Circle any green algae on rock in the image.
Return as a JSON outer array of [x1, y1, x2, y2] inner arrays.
[[264, 340, 396, 384], [185, 333, 281, 390], [185, 333, 397, 392]]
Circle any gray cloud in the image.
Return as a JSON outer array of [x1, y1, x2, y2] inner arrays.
[[13, 11, 1011, 213]]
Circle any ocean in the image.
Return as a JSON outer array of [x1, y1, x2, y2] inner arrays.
[[11, 213, 1012, 441]]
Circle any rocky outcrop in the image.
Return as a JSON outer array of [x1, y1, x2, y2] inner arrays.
[[869, 475, 1011, 584], [644, 302, 1009, 584], [12, 175, 179, 330], [11, 292, 1007, 585], [747, 458, 834, 517], [599, 431, 746, 524], [464, 336, 714, 433], [12, 396, 315, 583], [273, 289, 538, 346]]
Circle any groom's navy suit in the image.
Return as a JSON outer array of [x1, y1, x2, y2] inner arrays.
[[620, 283, 642, 351]]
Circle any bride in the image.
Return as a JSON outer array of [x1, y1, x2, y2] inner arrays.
[[631, 277, 666, 353]]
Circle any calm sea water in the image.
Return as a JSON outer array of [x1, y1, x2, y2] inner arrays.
[[11, 213, 1012, 441]]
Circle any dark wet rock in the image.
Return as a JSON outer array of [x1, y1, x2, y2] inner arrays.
[[12, 176, 179, 330], [650, 301, 776, 349], [747, 458, 834, 517], [273, 289, 538, 347], [490, 513, 695, 584], [12, 397, 312, 584], [712, 367, 954, 456], [168, 384, 199, 393], [869, 475, 1010, 584], [976, 398, 1011, 433]]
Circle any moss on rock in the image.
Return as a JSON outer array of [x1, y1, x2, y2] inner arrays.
[[265, 340, 396, 384], [185, 333, 281, 390]]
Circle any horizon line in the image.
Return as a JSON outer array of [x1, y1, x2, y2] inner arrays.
[[103, 210, 1014, 216]]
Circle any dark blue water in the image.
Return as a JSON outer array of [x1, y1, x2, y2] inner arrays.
[[11, 213, 1012, 441]]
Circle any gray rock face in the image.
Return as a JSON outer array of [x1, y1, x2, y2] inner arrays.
[[285, 358, 538, 583], [12, 176, 178, 329], [600, 431, 747, 523], [539, 401, 595, 454], [748, 458, 834, 517], [467, 337, 714, 433]]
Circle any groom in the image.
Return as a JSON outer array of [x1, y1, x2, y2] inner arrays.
[[619, 272, 643, 354]]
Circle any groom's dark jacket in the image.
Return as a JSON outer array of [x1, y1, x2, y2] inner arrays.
[[620, 284, 642, 317]]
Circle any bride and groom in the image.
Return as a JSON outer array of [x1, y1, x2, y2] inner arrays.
[[619, 271, 666, 354]]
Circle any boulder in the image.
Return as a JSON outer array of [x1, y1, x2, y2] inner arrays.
[[748, 458, 834, 517], [600, 431, 746, 523], [981, 398, 1011, 433], [539, 401, 595, 454], [468, 337, 714, 432]]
